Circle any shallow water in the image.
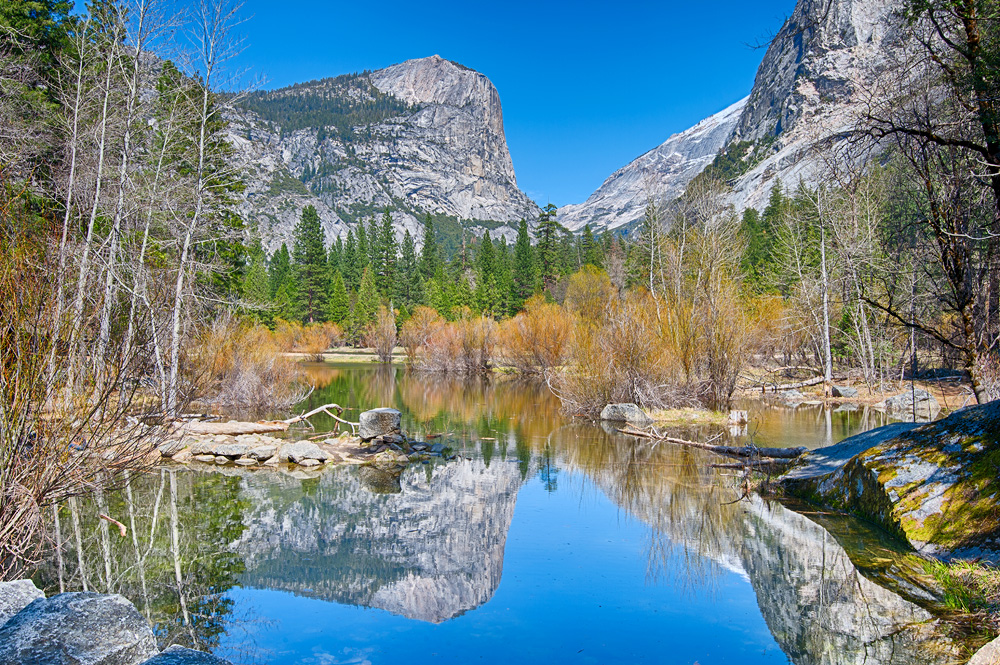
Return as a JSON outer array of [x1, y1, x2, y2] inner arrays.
[[36, 364, 986, 664]]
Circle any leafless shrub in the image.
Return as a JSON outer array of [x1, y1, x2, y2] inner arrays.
[[418, 311, 497, 374], [399, 306, 441, 365], [190, 317, 309, 411], [365, 306, 397, 364]]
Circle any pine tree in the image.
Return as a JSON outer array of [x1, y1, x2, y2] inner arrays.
[[373, 209, 398, 296], [536, 203, 561, 291], [581, 224, 602, 268], [393, 229, 423, 310], [351, 265, 379, 342], [328, 235, 344, 276], [475, 231, 501, 316], [292, 205, 328, 323], [512, 218, 537, 311], [494, 236, 514, 316], [419, 213, 440, 280], [243, 242, 271, 323], [356, 221, 370, 278], [343, 230, 360, 290], [327, 270, 349, 324], [268, 243, 292, 299]]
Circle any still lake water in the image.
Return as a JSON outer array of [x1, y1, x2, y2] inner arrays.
[[38, 364, 985, 664]]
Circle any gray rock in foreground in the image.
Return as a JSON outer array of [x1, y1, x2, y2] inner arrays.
[[0, 579, 44, 627], [0, 592, 158, 665], [599, 403, 652, 426], [359, 408, 402, 441], [140, 645, 233, 665]]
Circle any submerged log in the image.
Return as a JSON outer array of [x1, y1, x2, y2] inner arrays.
[[617, 426, 806, 460]]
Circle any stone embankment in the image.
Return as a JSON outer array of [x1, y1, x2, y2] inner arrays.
[[156, 408, 453, 475], [0, 579, 227, 664]]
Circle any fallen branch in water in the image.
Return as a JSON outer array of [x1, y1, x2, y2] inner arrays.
[[709, 459, 795, 470], [282, 403, 359, 434], [172, 404, 360, 436], [617, 426, 806, 460]]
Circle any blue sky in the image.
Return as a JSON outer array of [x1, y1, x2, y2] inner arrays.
[[230, 0, 795, 207]]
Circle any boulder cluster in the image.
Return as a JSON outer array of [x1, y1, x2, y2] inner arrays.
[[156, 408, 453, 474], [0, 579, 229, 665]]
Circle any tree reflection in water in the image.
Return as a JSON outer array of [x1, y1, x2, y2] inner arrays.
[[36, 470, 256, 656]]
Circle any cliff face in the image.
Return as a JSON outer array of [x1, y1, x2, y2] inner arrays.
[[228, 56, 539, 252], [563, 0, 904, 231], [724, 0, 902, 211]]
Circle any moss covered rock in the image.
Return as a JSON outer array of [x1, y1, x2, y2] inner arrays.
[[782, 401, 1000, 560]]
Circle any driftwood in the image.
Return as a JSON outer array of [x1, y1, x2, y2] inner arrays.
[[173, 420, 289, 435], [618, 426, 806, 460], [172, 403, 359, 436], [709, 459, 796, 470], [757, 376, 826, 392]]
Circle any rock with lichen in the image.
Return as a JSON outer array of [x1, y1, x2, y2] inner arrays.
[[782, 401, 1000, 560]]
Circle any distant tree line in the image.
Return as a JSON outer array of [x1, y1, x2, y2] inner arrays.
[[249, 203, 617, 344]]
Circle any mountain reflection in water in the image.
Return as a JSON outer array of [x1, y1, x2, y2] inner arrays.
[[36, 365, 983, 664]]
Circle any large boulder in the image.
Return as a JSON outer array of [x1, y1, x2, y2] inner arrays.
[[140, 645, 233, 665], [599, 403, 652, 427], [875, 388, 940, 421], [358, 408, 402, 441], [0, 592, 159, 665], [782, 401, 1000, 560], [0, 579, 44, 627], [280, 441, 329, 464]]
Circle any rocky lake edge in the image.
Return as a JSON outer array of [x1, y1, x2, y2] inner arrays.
[[152, 407, 456, 479]]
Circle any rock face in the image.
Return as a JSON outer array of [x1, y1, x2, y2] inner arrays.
[[558, 98, 746, 232], [358, 407, 402, 441], [722, 0, 903, 212], [227, 55, 539, 252], [0, 579, 44, 627], [563, 0, 905, 231], [969, 635, 1000, 665], [599, 403, 653, 426], [0, 592, 159, 665], [782, 401, 1000, 560]]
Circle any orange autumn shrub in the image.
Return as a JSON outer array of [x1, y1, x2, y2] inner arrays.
[[497, 295, 574, 374]]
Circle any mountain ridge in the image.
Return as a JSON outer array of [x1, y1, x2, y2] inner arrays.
[[227, 55, 539, 252]]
